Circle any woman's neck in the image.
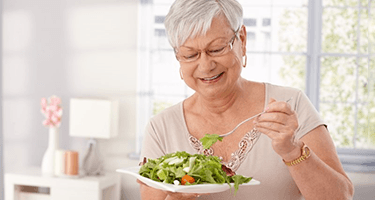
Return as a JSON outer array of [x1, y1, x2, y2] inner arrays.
[[193, 79, 252, 116]]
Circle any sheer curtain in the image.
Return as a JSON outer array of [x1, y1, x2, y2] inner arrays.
[[0, 0, 4, 198], [0, 0, 4, 196]]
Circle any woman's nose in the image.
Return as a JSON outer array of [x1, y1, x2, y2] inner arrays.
[[197, 52, 216, 72]]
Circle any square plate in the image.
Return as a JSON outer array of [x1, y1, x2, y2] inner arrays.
[[116, 166, 260, 194]]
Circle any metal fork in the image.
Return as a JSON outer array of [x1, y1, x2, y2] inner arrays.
[[218, 97, 293, 138]]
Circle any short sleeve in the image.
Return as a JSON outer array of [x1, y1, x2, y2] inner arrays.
[[294, 90, 326, 139], [139, 120, 166, 163]]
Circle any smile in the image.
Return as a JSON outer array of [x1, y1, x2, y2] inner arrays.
[[201, 72, 224, 81]]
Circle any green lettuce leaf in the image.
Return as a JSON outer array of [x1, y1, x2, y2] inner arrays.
[[200, 134, 223, 149], [230, 175, 253, 195]]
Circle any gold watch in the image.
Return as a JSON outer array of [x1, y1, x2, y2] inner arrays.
[[283, 142, 311, 166]]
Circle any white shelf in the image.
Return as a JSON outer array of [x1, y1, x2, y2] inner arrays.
[[5, 167, 120, 200]]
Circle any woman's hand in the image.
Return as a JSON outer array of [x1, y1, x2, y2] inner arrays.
[[164, 191, 202, 200], [253, 98, 302, 161], [137, 179, 203, 200]]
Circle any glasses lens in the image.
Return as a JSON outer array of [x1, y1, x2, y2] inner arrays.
[[176, 34, 236, 62], [176, 49, 199, 62], [207, 45, 229, 57]]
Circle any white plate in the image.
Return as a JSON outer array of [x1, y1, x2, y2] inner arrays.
[[116, 166, 260, 194]]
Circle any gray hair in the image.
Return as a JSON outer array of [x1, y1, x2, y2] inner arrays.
[[164, 0, 243, 49]]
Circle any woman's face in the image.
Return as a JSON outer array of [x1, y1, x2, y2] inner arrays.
[[178, 15, 247, 99]]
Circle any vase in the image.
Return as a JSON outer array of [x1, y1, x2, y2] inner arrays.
[[41, 127, 59, 176], [82, 139, 103, 175]]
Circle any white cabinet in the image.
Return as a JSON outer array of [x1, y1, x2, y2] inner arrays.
[[5, 167, 120, 200]]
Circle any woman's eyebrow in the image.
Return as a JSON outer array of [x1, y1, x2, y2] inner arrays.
[[180, 36, 229, 49]]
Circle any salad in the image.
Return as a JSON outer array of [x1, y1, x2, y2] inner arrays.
[[139, 151, 252, 194]]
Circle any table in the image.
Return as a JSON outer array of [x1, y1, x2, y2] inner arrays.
[[5, 167, 120, 200]]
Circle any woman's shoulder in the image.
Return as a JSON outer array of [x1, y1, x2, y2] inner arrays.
[[265, 82, 302, 94], [264, 82, 303, 100], [149, 101, 184, 124]]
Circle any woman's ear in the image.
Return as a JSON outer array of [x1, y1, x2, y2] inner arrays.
[[239, 25, 247, 56]]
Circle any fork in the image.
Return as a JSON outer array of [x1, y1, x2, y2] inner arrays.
[[218, 97, 293, 138]]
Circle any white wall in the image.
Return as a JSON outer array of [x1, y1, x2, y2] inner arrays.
[[2, 0, 140, 199]]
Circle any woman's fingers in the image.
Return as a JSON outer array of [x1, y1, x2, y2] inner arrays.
[[265, 98, 294, 115], [256, 112, 298, 130], [255, 120, 289, 134], [165, 191, 202, 199], [255, 98, 298, 132], [253, 98, 300, 159], [137, 179, 205, 199], [254, 123, 295, 141], [256, 112, 288, 125], [254, 110, 298, 141], [137, 179, 146, 186]]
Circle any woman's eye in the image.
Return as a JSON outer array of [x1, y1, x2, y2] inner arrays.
[[209, 47, 225, 54], [184, 53, 199, 59]]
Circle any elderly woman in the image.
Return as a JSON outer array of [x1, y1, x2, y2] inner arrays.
[[139, 0, 354, 199]]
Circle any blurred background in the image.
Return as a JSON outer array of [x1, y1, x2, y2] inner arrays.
[[1, 0, 374, 199]]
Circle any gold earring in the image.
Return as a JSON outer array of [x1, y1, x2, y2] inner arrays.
[[180, 68, 183, 80], [242, 55, 247, 68]]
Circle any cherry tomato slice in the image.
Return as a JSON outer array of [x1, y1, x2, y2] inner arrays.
[[181, 174, 195, 185]]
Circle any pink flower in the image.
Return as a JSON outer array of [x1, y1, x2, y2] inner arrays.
[[48, 105, 59, 112], [51, 115, 60, 124], [41, 95, 63, 128], [49, 96, 61, 106], [43, 119, 51, 126], [55, 107, 63, 117], [46, 109, 53, 118], [41, 98, 47, 107], [41, 98, 47, 114]]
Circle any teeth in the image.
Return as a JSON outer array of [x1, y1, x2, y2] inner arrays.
[[203, 73, 221, 81]]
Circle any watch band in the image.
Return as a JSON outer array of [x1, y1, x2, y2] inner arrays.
[[283, 142, 311, 166]]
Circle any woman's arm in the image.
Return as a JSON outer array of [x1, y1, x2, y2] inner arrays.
[[254, 99, 354, 200], [289, 125, 354, 199]]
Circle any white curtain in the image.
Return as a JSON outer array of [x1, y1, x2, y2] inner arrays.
[[0, 0, 4, 198]]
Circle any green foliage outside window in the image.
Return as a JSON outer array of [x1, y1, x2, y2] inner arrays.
[[278, 1, 375, 149]]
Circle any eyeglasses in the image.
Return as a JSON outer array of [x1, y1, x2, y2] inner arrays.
[[174, 31, 238, 63]]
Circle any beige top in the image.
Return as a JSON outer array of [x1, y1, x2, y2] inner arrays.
[[140, 83, 325, 200]]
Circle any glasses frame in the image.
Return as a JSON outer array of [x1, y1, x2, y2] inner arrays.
[[174, 30, 239, 63]]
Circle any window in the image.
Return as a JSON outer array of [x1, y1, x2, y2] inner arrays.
[[243, 18, 257, 26], [136, 0, 375, 171], [262, 18, 272, 26]]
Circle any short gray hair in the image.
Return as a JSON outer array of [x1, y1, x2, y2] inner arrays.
[[164, 0, 243, 49]]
